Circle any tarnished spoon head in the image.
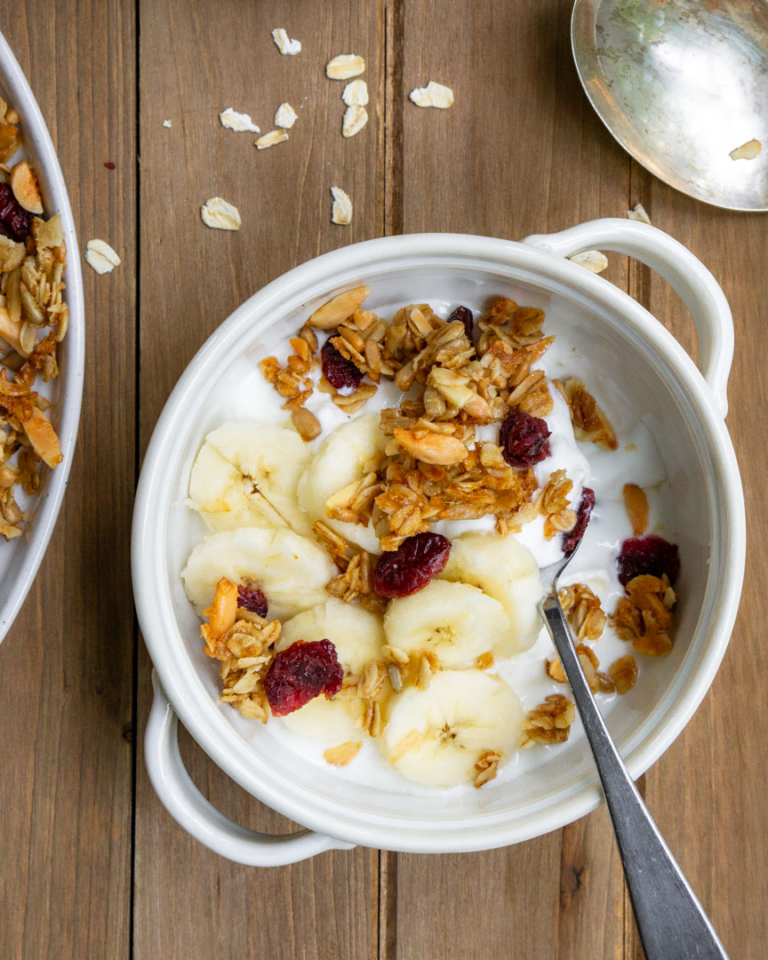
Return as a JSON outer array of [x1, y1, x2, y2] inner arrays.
[[572, 0, 768, 211]]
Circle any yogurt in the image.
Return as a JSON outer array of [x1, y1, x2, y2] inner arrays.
[[190, 303, 677, 796]]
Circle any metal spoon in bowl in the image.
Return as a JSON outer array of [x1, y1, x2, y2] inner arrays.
[[538, 534, 729, 960]]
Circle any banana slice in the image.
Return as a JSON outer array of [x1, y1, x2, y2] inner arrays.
[[297, 414, 386, 553], [189, 421, 312, 534], [380, 670, 523, 788], [383, 579, 510, 668], [182, 525, 336, 621], [437, 531, 544, 655], [276, 599, 385, 743]]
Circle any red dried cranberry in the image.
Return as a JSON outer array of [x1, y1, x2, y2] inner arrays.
[[448, 306, 474, 343], [237, 584, 268, 618], [562, 487, 595, 557], [321, 338, 364, 391], [264, 639, 343, 717], [0, 183, 31, 242], [499, 411, 551, 467], [104, 161, 116, 170], [617, 535, 680, 587], [373, 532, 451, 598]]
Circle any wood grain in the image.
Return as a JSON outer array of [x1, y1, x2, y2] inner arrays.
[[0, 1, 765, 957], [133, 2, 382, 958], [0, 2, 136, 959]]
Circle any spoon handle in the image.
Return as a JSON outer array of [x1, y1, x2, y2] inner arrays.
[[540, 596, 729, 960]]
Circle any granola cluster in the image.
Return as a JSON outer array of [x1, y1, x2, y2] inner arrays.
[[0, 99, 69, 539], [612, 573, 676, 657]]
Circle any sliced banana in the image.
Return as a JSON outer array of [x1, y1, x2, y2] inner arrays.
[[297, 414, 386, 553], [277, 599, 385, 743], [182, 525, 336, 621], [438, 531, 544, 655], [380, 670, 523, 788], [189, 441, 288, 531], [383, 579, 510, 668], [189, 421, 312, 535]]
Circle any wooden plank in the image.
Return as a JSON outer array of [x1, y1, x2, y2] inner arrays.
[[392, 2, 631, 958], [134, 2, 382, 957], [622, 168, 768, 960], [0, 2, 136, 959]]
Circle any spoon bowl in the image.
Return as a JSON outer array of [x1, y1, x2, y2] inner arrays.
[[572, 0, 768, 211]]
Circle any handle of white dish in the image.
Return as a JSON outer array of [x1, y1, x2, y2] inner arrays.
[[522, 218, 734, 416], [145, 672, 356, 866]]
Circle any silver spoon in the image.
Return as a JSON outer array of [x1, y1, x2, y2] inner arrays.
[[538, 534, 729, 960], [572, 0, 768, 211]]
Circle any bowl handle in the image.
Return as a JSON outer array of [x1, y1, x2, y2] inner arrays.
[[145, 671, 356, 866], [522, 218, 734, 416]]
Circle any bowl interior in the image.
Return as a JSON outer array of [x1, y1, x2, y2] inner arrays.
[[149, 251, 727, 841]]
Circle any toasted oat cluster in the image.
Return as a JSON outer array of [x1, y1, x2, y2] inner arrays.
[[0, 98, 69, 539]]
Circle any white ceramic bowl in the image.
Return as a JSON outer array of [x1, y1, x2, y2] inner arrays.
[[133, 220, 745, 866], [0, 33, 84, 645]]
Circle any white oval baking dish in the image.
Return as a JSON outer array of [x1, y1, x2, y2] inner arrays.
[[0, 32, 84, 646], [133, 221, 745, 865]]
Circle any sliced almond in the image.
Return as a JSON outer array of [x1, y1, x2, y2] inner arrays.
[[219, 108, 260, 133], [10, 161, 43, 214], [271, 28, 301, 56], [409, 81, 454, 109], [623, 483, 649, 536], [323, 741, 362, 766], [255, 129, 288, 150], [626, 202, 651, 224], [291, 407, 321, 441], [326, 54, 365, 80], [393, 427, 468, 465], [308, 285, 371, 328], [200, 197, 241, 231], [729, 138, 761, 161], [568, 250, 608, 274], [342, 104, 368, 138], [342, 79, 369, 107], [330, 186, 353, 225], [274, 102, 298, 129], [85, 238, 121, 273]]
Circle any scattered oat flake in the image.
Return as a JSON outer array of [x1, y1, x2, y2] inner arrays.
[[627, 203, 651, 224], [86, 239, 121, 274], [200, 197, 242, 231], [271, 28, 301, 55], [342, 104, 368, 138], [409, 81, 454, 109], [274, 102, 298, 129], [331, 186, 352, 225], [568, 250, 608, 274], [162, 119, 172, 128], [219, 108, 260, 134], [342, 79, 368, 107], [323, 741, 362, 766], [326, 54, 365, 80], [255, 129, 289, 149], [730, 138, 761, 161]]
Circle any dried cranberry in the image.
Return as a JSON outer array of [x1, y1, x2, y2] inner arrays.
[[448, 306, 474, 343], [104, 161, 116, 170], [562, 487, 595, 557], [0, 183, 31, 241], [499, 411, 551, 467], [237, 584, 268, 618], [321, 338, 364, 391], [617, 535, 680, 587], [373, 532, 451, 598], [264, 639, 343, 717]]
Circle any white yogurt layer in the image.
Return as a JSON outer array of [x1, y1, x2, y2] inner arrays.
[[190, 303, 677, 797]]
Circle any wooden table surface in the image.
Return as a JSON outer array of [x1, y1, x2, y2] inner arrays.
[[1, 2, 766, 958]]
